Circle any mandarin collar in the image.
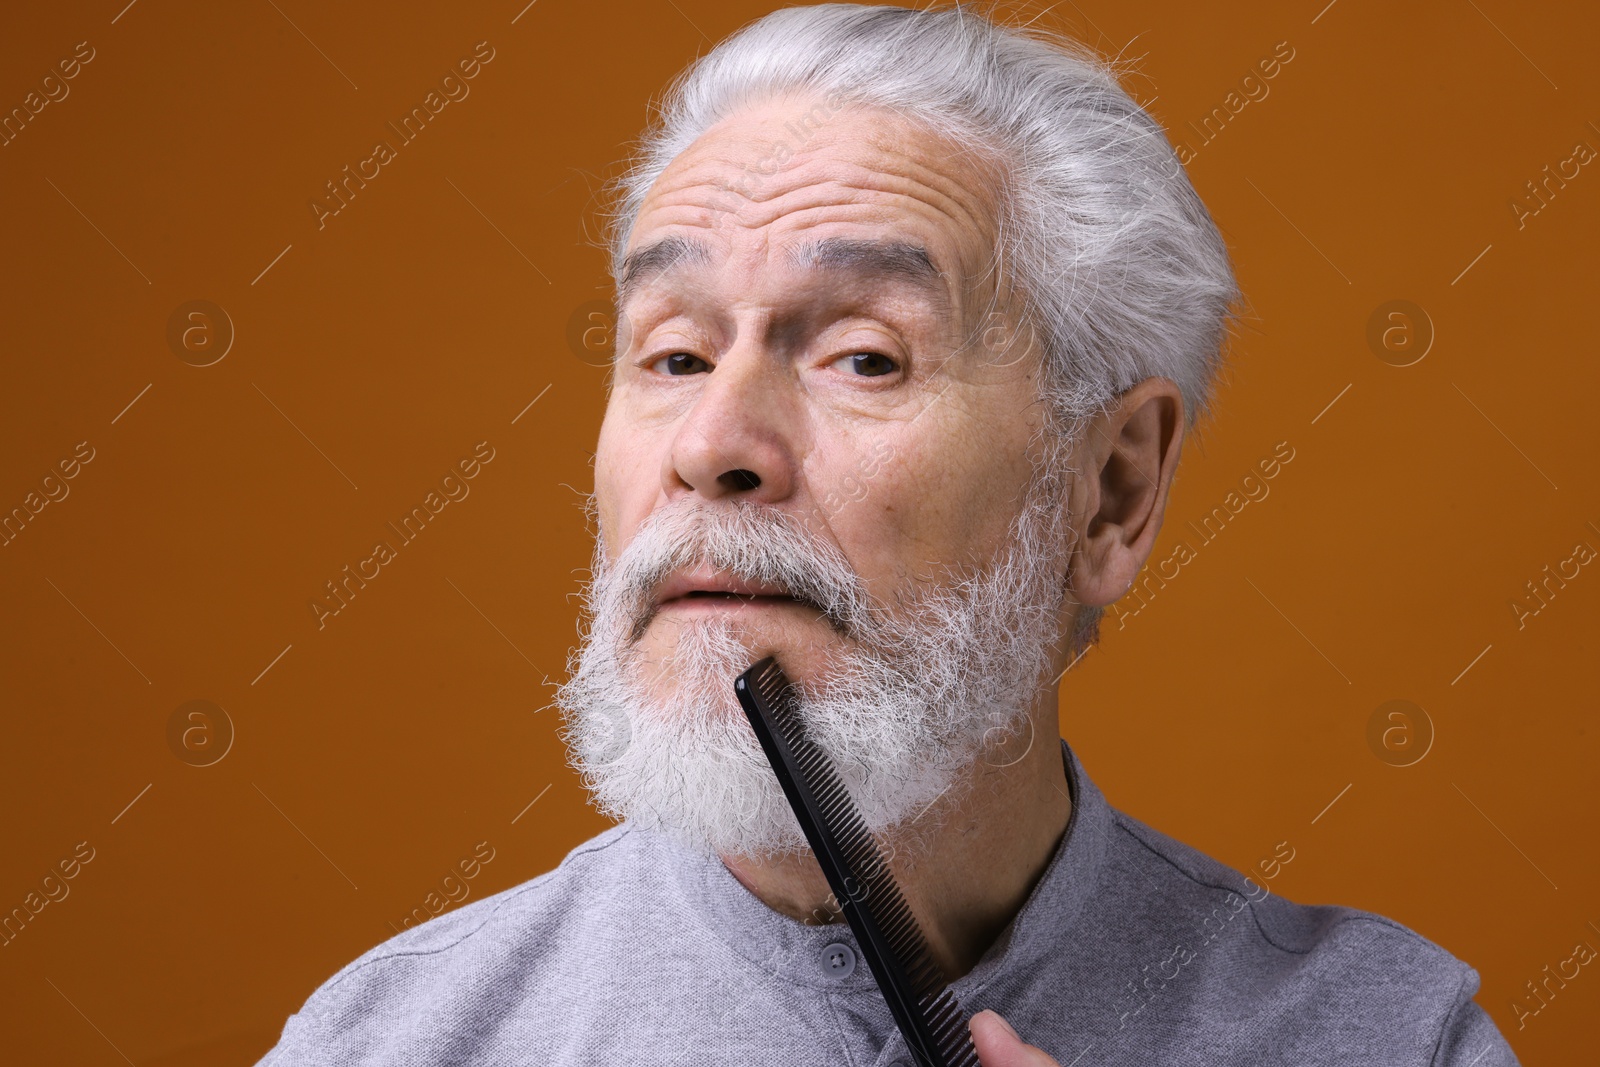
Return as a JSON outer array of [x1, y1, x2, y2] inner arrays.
[[659, 737, 1111, 996]]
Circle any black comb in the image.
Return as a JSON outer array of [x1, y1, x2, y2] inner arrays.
[[734, 655, 980, 1067]]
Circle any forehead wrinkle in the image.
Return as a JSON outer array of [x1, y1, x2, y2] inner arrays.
[[621, 113, 1006, 335], [643, 117, 996, 249], [736, 159, 1000, 319]]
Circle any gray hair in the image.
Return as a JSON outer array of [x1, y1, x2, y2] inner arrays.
[[604, 2, 1242, 653]]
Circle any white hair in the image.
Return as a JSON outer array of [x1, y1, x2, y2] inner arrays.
[[604, 2, 1242, 651]]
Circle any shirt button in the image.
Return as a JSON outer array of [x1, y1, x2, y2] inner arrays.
[[820, 941, 857, 980]]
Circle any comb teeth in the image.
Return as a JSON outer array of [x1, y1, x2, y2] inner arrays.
[[736, 656, 980, 1067]]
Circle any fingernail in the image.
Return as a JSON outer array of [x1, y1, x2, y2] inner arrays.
[[985, 1010, 1020, 1039]]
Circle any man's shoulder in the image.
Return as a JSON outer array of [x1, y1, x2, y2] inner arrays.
[[342, 821, 637, 969], [1104, 805, 1455, 964], [256, 822, 649, 1066], [1085, 806, 1517, 1065]]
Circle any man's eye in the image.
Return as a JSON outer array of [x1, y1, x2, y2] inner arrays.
[[838, 352, 899, 377], [651, 352, 710, 375]]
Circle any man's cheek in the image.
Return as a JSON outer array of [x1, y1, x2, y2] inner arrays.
[[591, 453, 631, 539], [591, 425, 630, 524], [600, 425, 673, 522]]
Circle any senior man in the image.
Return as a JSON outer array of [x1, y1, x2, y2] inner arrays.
[[257, 5, 1519, 1065]]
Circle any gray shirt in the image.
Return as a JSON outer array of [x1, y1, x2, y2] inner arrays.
[[256, 740, 1519, 1065]]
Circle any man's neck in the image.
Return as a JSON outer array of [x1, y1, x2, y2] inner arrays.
[[718, 702, 1073, 982]]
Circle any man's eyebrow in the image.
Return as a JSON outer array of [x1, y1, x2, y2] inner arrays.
[[616, 234, 953, 312], [617, 236, 713, 305], [785, 238, 950, 309]]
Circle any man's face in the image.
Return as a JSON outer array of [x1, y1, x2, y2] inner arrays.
[[598, 96, 1058, 687], [558, 96, 1079, 858]]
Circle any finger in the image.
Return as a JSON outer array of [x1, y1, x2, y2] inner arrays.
[[968, 1009, 1063, 1067]]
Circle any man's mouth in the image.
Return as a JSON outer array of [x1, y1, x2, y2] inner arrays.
[[660, 590, 811, 609], [637, 566, 849, 639], [654, 566, 808, 609]]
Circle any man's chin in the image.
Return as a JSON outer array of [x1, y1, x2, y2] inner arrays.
[[631, 615, 852, 702]]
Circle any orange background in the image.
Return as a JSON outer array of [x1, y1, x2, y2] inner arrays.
[[2, 1, 1595, 1063]]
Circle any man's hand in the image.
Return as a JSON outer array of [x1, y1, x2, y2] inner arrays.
[[969, 1009, 1062, 1067]]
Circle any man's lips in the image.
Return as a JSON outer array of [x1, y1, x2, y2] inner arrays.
[[658, 593, 805, 612], [635, 565, 852, 639], [654, 568, 813, 611]]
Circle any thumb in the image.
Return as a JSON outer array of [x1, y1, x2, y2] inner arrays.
[[968, 1009, 1062, 1067]]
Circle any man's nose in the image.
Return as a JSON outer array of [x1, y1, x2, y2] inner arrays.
[[663, 347, 798, 504]]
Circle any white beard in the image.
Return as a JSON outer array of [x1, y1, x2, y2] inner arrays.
[[552, 437, 1078, 862]]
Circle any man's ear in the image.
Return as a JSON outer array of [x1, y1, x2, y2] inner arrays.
[[1065, 377, 1186, 609]]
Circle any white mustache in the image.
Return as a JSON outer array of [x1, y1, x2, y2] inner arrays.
[[599, 499, 879, 646]]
